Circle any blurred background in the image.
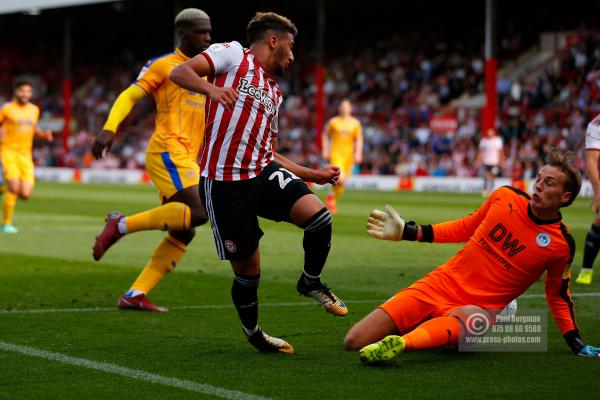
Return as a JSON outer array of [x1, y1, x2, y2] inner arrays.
[[2, 0, 600, 182]]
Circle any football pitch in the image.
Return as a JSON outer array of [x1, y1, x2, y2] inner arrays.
[[1, 182, 598, 400]]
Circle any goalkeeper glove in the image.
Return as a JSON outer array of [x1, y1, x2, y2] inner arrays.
[[578, 345, 600, 358], [366, 205, 418, 241]]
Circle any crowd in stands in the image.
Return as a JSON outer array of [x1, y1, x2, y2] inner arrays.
[[3, 31, 600, 179]]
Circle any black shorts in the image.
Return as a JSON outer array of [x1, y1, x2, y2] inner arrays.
[[484, 165, 500, 176], [200, 161, 313, 261]]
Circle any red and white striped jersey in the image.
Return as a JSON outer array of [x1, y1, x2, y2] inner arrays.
[[200, 41, 283, 181], [586, 113, 600, 150]]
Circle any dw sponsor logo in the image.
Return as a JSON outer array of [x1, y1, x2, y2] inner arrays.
[[487, 223, 526, 257]]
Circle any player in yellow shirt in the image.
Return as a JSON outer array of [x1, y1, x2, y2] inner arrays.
[[91, 9, 212, 312], [0, 79, 53, 233], [321, 99, 363, 214]]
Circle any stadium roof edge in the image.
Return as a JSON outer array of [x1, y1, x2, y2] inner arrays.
[[0, 0, 119, 15]]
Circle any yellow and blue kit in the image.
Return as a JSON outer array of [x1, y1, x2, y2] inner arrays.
[[324, 116, 362, 176], [104, 48, 207, 198], [0, 101, 40, 184]]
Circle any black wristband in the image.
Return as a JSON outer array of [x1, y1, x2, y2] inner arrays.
[[420, 224, 434, 243], [563, 329, 585, 354], [402, 221, 418, 241]]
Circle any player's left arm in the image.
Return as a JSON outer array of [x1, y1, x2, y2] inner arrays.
[[34, 107, 52, 142], [367, 192, 494, 243], [354, 122, 363, 164], [0, 108, 5, 142], [272, 137, 340, 185], [545, 248, 599, 357], [498, 140, 505, 168], [321, 121, 331, 161], [34, 126, 53, 142]]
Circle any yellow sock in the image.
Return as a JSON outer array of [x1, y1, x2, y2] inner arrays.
[[3, 191, 17, 225], [125, 202, 191, 233], [333, 184, 345, 201], [130, 236, 186, 294]]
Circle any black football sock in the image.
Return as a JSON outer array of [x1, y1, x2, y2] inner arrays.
[[582, 224, 600, 269], [301, 208, 332, 285], [231, 272, 260, 332]]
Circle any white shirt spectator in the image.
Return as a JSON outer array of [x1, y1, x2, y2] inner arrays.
[[479, 136, 503, 166]]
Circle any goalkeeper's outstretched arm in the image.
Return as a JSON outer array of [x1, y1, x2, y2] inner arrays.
[[366, 205, 431, 242], [366, 189, 497, 244]]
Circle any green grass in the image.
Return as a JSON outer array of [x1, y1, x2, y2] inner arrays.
[[0, 183, 599, 400]]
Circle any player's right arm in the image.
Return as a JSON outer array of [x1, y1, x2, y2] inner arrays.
[[169, 43, 238, 110], [91, 84, 146, 159]]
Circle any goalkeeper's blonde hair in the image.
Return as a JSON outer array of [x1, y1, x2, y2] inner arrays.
[[546, 148, 581, 207], [175, 8, 210, 27]]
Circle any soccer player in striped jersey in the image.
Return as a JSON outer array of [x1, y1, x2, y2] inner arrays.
[[170, 12, 346, 354], [346, 149, 599, 362], [321, 99, 363, 214], [91, 9, 212, 312], [0, 79, 53, 234], [576, 113, 600, 284]]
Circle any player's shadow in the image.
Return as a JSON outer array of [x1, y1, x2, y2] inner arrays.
[[360, 348, 486, 368]]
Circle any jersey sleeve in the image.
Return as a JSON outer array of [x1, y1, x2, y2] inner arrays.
[[201, 41, 244, 76], [134, 57, 169, 94], [33, 104, 40, 127], [354, 119, 362, 140], [496, 137, 503, 149], [585, 116, 600, 150], [0, 104, 6, 125], [427, 191, 495, 243]]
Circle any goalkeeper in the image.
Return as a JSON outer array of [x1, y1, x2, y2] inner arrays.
[[345, 149, 600, 362]]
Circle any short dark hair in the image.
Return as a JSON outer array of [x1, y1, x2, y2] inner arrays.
[[547, 148, 581, 207], [247, 12, 297, 44], [13, 78, 32, 90]]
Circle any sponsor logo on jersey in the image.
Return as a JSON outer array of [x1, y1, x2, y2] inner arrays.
[[488, 223, 526, 257], [237, 78, 275, 115], [535, 232, 551, 248]]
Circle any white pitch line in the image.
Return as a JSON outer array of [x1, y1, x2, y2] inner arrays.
[[0, 341, 269, 400], [2, 294, 599, 315], [519, 292, 600, 299], [27, 226, 100, 232], [0, 299, 380, 315]]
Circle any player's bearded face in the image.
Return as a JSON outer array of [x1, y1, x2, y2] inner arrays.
[[273, 34, 294, 77], [14, 85, 32, 104]]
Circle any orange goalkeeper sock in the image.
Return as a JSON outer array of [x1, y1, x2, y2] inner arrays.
[[3, 191, 17, 225], [124, 202, 191, 233], [129, 236, 186, 294], [402, 317, 460, 352]]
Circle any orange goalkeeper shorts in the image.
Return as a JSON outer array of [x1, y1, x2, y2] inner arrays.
[[379, 286, 466, 335]]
